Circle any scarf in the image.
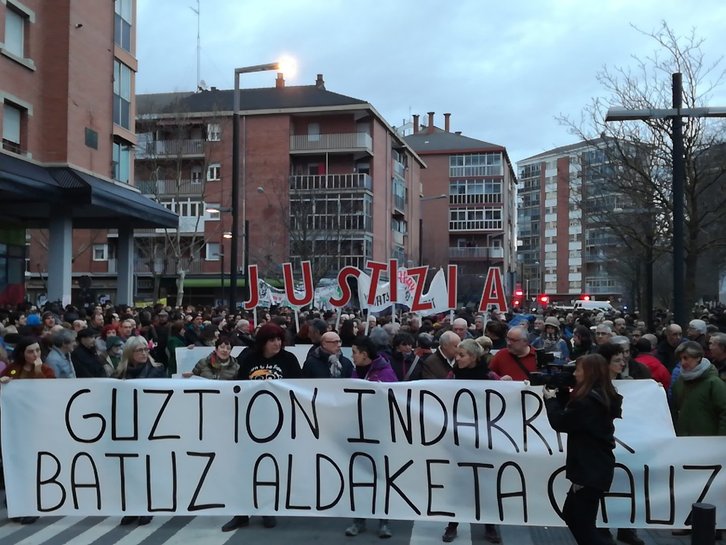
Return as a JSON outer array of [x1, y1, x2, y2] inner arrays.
[[680, 358, 711, 381]]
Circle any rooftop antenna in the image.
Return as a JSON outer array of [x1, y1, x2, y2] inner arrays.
[[189, 0, 201, 91]]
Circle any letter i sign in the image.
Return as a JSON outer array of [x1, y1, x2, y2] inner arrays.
[[478, 267, 508, 313]]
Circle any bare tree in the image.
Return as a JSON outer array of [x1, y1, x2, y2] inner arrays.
[[560, 22, 726, 311], [136, 108, 222, 307]]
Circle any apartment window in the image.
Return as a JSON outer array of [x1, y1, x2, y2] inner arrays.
[[207, 163, 221, 181], [206, 242, 221, 261], [191, 166, 202, 184], [449, 207, 502, 231], [114, 0, 132, 51], [113, 60, 132, 129], [4, 6, 25, 58], [307, 122, 320, 142], [207, 123, 221, 141], [2, 102, 23, 153], [92, 244, 108, 261], [112, 138, 132, 183], [449, 153, 502, 177]]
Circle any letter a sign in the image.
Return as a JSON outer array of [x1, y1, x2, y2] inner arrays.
[[478, 267, 508, 313]]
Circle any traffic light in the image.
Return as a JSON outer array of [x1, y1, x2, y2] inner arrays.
[[514, 288, 524, 298], [538, 294, 550, 306]]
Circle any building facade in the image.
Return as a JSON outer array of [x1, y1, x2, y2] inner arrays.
[[404, 113, 518, 305], [1, 0, 175, 307], [125, 74, 424, 305], [516, 140, 624, 305]]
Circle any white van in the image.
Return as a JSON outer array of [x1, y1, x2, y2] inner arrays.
[[572, 300, 616, 313]]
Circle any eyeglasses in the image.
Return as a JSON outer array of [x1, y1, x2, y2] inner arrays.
[[324, 339, 342, 344], [134, 347, 150, 353]]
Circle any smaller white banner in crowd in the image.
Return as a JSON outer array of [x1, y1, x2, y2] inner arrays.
[[1, 379, 724, 528]]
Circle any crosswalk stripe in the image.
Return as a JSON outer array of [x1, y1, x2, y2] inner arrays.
[[12, 516, 81, 545], [162, 516, 236, 544]]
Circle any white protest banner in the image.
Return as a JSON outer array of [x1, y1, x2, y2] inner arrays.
[[420, 268, 453, 315], [1, 380, 723, 528], [357, 268, 421, 313]]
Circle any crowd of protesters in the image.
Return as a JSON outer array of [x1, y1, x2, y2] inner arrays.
[[0, 299, 724, 542]]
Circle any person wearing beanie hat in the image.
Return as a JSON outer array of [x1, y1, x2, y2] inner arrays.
[[222, 322, 301, 532], [71, 329, 105, 378], [531, 316, 570, 365], [103, 336, 125, 376], [26, 314, 42, 327], [687, 319, 709, 353]]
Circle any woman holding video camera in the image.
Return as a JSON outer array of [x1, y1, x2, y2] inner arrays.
[[543, 354, 623, 545]]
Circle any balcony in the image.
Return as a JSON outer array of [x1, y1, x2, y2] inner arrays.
[[137, 179, 204, 196], [289, 173, 372, 191], [393, 193, 406, 215], [289, 132, 373, 154], [136, 139, 205, 159], [449, 246, 504, 260]]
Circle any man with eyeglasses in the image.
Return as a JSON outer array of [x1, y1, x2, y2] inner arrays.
[[302, 331, 353, 378], [594, 324, 613, 346], [489, 326, 536, 381]]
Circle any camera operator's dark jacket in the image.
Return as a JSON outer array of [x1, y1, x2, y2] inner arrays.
[[545, 388, 622, 491]]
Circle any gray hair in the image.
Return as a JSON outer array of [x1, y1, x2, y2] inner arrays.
[[610, 335, 630, 348], [458, 338, 483, 360], [710, 332, 726, 351], [674, 340, 704, 360], [51, 328, 77, 347], [368, 326, 391, 350], [439, 330, 460, 348]]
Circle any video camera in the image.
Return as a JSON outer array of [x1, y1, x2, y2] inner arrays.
[[529, 349, 576, 389]]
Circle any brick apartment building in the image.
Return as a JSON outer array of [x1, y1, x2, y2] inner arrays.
[[516, 140, 623, 305], [118, 74, 425, 305], [403, 113, 518, 304], [0, 0, 175, 307]]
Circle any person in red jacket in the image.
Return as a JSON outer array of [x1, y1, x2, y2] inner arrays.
[[632, 338, 671, 390]]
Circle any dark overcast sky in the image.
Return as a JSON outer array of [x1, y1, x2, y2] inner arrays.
[[136, 0, 726, 164]]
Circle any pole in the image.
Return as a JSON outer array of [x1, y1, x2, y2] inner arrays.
[[671, 72, 686, 326], [243, 219, 250, 302], [229, 76, 240, 311], [220, 244, 225, 308]]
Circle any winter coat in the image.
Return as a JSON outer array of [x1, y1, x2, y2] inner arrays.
[[302, 346, 353, 378], [71, 344, 106, 378], [545, 387, 623, 491], [355, 355, 398, 383], [671, 364, 726, 436], [420, 348, 455, 380], [120, 359, 168, 379], [192, 353, 240, 380], [634, 354, 671, 389]]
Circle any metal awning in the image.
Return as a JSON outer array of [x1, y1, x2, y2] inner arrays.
[[0, 153, 178, 229]]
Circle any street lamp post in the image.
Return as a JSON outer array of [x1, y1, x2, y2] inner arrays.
[[605, 72, 726, 326], [230, 62, 290, 311]]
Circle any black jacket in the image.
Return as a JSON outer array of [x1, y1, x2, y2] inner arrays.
[[545, 387, 622, 491], [302, 346, 354, 378], [71, 344, 106, 378]]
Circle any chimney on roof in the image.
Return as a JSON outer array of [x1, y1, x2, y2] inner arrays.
[[455, 131, 462, 135], [275, 73, 285, 89], [315, 73, 325, 90], [444, 113, 451, 132], [427, 112, 435, 133], [210, 86, 217, 91], [413, 114, 420, 134]]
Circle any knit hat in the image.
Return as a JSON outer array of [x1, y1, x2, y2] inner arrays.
[[26, 314, 42, 326], [106, 336, 124, 349], [544, 317, 560, 329], [688, 319, 707, 335], [77, 328, 98, 340]]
